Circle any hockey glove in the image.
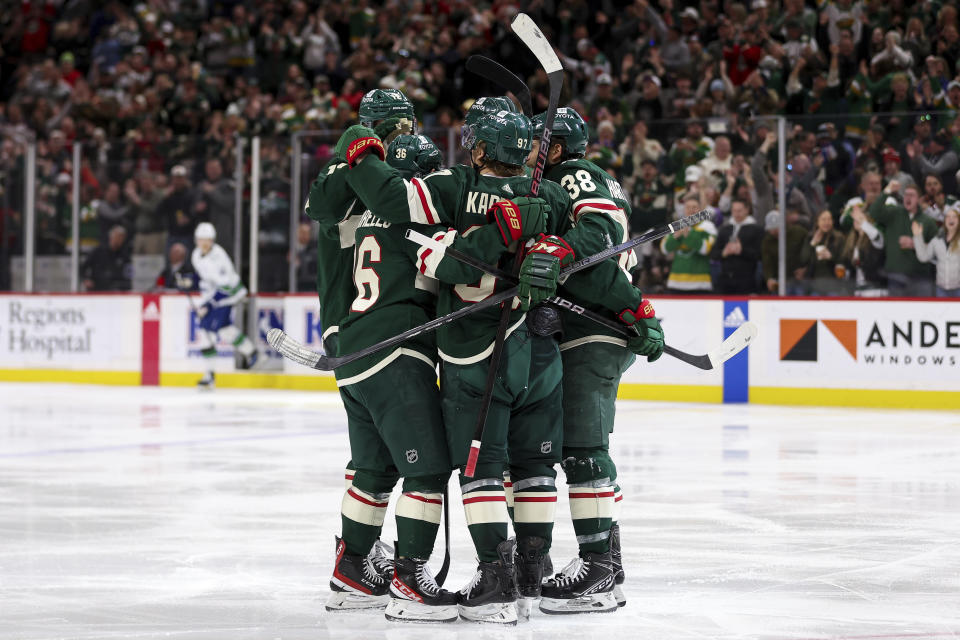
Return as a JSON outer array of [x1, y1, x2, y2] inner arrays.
[[486, 196, 550, 247], [619, 300, 664, 362], [196, 302, 212, 319], [373, 116, 414, 143], [174, 272, 193, 290], [335, 125, 385, 167], [517, 235, 575, 311]]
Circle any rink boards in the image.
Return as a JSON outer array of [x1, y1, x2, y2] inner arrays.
[[0, 293, 957, 409]]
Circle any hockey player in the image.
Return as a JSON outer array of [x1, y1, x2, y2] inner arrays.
[[330, 133, 464, 622], [189, 222, 258, 389], [518, 108, 665, 613], [305, 89, 416, 611], [334, 111, 559, 624]]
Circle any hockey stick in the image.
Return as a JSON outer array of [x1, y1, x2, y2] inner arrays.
[[462, 13, 565, 478], [405, 229, 758, 369], [465, 55, 534, 115], [434, 482, 451, 587], [266, 212, 710, 370]]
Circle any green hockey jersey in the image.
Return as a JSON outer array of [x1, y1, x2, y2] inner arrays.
[[546, 158, 643, 350], [335, 211, 512, 383], [346, 161, 572, 363], [304, 159, 364, 346]]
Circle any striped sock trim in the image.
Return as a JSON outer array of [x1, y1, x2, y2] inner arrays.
[[342, 487, 389, 527], [344, 468, 356, 490], [569, 486, 615, 520], [612, 486, 623, 523], [462, 488, 508, 525], [513, 490, 558, 523], [396, 491, 443, 525], [568, 477, 612, 488]]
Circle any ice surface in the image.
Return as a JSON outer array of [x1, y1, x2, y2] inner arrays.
[[1, 383, 959, 640]]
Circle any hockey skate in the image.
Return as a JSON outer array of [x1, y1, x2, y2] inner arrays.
[[197, 372, 215, 390], [368, 539, 395, 581], [458, 539, 519, 625], [326, 536, 390, 611], [610, 524, 626, 607], [385, 556, 458, 623], [539, 551, 618, 615], [514, 535, 547, 618]]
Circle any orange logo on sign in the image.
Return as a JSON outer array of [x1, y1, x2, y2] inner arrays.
[[780, 319, 857, 361]]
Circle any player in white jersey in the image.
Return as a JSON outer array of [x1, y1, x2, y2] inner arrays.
[[188, 222, 258, 389]]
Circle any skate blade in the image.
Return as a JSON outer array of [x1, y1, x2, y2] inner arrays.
[[516, 597, 535, 620], [325, 591, 389, 611], [539, 592, 618, 615], [385, 599, 458, 623], [613, 585, 626, 608], [458, 602, 518, 625]]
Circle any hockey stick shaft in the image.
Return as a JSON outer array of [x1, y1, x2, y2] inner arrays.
[[268, 215, 702, 371], [465, 55, 533, 116], [463, 13, 563, 478], [435, 482, 451, 587], [405, 230, 737, 370]]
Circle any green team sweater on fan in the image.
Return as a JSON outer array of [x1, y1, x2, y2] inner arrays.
[[661, 220, 718, 291], [346, 161, 575, 364], [304, 158, 363, 344], [545, 157, 644, 350]]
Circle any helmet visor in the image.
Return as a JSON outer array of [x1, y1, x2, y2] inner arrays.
[[460, 123, 477, 150]]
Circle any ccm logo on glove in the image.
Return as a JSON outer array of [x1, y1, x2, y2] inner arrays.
[[619, 300, 656, 324], [346, 137, 385, 167]]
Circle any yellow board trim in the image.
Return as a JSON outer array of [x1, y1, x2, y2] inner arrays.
[[751, 386, 960, 410], [617, 383, 722, 403], [0, 369, 140, 386], [159, 371, 340, 391]]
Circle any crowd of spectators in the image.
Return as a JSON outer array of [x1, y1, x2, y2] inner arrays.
[[1, 0, 959, 296]]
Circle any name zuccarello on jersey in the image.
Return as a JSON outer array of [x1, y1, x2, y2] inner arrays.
[[357, 211, 391, 229]]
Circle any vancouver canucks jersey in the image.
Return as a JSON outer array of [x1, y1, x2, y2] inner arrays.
[[544, 158, 643, 350], [191, 244, 247, 307], [346, 161, 572, 363], [304, 158, 364, 347]]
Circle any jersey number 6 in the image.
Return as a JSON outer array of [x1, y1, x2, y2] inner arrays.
[[351, 236, 382, 312]]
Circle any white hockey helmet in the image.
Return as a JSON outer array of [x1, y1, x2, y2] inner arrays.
[[194, 222, 216, 241]]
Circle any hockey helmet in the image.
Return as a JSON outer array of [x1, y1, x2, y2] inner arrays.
[[194, 222, 216, 241], [461, 96, 518, 149], [532, 107, 589, 158], [465, 111, 533, 167], [359, 89, 416, 129], [387, 134, 443, 179]]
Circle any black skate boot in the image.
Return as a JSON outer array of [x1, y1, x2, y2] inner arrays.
[[610, 524, 626, 607], [385, 555, 458, 622], [458, 539, 519, 624], [326, 536, 390, 611], [197, 371, 215, 390], [515, 536, 547, 619], [539, 551, 618, 614]]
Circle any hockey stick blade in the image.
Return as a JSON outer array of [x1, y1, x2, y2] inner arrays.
[[465, 55, 533, 115], [267, 328, 323, 369], [707, 321, 758, 368], [510, 14, 563, 74]]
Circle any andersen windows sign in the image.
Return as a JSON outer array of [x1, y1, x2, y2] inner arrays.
[[752, 300, 960, 391]]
